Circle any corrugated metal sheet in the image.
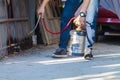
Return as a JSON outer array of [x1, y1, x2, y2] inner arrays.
[[0, 0, 32, 58], [0, 0, 8, 58]]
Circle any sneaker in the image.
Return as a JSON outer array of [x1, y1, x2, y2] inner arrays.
[[52, 48, 68, 58], [84, 48, 93, 60]]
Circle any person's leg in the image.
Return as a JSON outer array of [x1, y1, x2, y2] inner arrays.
[[84, 0, 100, 60], [59, 0, 82, 49], [53, 0, 82, 57]]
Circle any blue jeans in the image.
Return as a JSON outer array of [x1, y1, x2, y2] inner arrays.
[[59, 0, 99, 49]]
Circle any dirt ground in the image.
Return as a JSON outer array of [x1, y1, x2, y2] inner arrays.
[[0, 36, 120, 80]]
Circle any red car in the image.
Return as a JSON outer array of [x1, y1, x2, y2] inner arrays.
[[96, 7, 120, 41]]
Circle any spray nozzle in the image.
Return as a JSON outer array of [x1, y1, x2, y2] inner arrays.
[[76, 26, 82, 31]]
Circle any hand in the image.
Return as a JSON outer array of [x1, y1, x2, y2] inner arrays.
[[37, 5, 45, 18], [73, 15, 86, 30]]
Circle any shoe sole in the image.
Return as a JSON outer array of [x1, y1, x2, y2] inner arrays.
[[52, 55, 68, 58], [84, 57, 93, 60]]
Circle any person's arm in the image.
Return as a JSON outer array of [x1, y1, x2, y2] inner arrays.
[[80, 0, 90, 13], [74, 0, 91, 29], [37, 0, 50, 18]]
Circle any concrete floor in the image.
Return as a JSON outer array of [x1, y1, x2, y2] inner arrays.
[[0, 36, 120, 80]]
